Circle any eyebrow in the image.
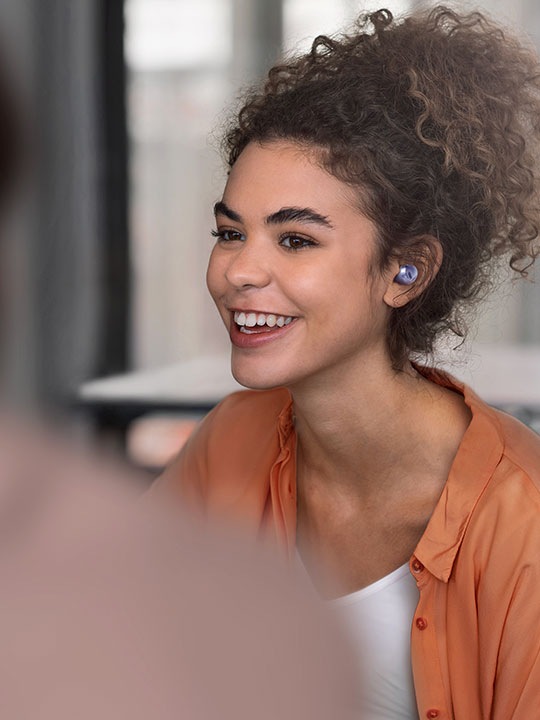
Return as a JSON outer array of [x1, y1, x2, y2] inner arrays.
[[266, 207, 334, 228], [213, 201, 242, 223], [213, 201, 334, 229]]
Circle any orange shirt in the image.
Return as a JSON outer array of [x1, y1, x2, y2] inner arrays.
[[157, 369, 540, 719]]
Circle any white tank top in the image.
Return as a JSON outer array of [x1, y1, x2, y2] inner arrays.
[[330, 563, 420, 719]]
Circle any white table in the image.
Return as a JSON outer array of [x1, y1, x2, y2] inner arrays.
[[80, 354, 242, 409], [80, 344, 540, 409], [78, 343, 540, 446], [78, 344, 540, 463]]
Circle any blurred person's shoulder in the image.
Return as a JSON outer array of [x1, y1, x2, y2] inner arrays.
[[0, 410, 144, 530], [0, 409, 356, 720]]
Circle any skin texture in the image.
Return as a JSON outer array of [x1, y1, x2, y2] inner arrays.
[[224, 8, 540, 366], [208, 140, 471, 597], [208, 141, 397, 391]]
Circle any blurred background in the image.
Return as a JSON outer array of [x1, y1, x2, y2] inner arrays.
[[1, 0, 540, 467]]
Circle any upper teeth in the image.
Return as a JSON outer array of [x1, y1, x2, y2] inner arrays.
[[234, 311, 294, 328]]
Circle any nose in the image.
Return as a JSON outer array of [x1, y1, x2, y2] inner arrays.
[[223, 238, 272, 290]]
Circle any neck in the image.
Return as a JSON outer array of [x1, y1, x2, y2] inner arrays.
[[290, 354, 470, 498]]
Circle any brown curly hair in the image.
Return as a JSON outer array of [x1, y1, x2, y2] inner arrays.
[[222, 6, 540, 367]]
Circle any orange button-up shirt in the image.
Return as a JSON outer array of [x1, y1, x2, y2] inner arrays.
[[158, 369, 540, 719]]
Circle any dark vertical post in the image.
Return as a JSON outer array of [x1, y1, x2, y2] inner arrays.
[[31, 1, 102, 406], [99, 0, 130, 374]]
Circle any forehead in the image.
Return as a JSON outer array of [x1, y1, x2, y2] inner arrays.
[[223, 141, 359, 217]]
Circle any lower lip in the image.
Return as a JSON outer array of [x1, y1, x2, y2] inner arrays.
[[229, 319, 297, 348]]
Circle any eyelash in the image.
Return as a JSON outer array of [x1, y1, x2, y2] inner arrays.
[[279, 234, 317, 251], [211, 229, 317, 251], [211, 229, 244, 243]]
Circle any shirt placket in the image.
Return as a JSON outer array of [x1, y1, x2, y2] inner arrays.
[[410, 556, 453, 720]]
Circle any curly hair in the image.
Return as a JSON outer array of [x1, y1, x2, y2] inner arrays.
[[222, 6, 540, 367]]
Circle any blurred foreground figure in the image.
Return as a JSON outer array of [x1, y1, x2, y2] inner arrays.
[[0, 39, 356, 720], [0, 419, 355, 719]]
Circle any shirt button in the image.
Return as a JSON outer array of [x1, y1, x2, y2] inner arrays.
[[412, 558, 424, 573], [426, 710, 439, 719], [416, 617, 428, 630]]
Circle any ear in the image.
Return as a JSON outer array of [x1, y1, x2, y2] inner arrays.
[[383, 235, 443, 309]]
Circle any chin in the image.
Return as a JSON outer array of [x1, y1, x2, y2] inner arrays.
[[231, 358, 290, 391], [231, 369, 284, 391]]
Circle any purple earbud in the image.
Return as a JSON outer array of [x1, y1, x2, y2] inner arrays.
[[393, 264, 418, 285]]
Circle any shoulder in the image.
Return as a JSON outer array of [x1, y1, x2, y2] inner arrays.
[[463, 406, 540, 567], [451, 407, 540, 718], [474, 406, 540, 514], [492, 408, 540, 492], [187, 387, 293, 474], [421, 368, 540, 576], [442, 405, 540, 639], [154, 388, 293, 503], [201, 387, 293, 440], [430, 365, 540, 506]]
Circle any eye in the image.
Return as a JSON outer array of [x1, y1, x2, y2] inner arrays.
[[211, 228, 245, 243], [280, 234, 317, 251]]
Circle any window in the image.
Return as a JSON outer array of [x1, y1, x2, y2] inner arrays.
[[125, 0, 234, 370]]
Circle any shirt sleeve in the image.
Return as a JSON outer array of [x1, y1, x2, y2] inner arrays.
[[478, 470, 540, 718], [492, 559, 540, 718]]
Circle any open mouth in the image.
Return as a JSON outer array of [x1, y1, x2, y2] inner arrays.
[[233, 311, 295, 334]]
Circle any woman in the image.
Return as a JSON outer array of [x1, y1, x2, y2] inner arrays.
[[158, 6, 540, 719]]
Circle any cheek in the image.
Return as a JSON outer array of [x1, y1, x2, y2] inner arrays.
[[206, 249, 225, 302], [337, 248, 384, 301], [303, 257, 367, 307]]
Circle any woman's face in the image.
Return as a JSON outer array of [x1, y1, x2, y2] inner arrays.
[[207, 141, 395, 390]]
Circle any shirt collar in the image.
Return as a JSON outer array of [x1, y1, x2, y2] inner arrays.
[[274, 369, 505, 581], [277, 394, 295, 449], [413, 367, 504, 582]]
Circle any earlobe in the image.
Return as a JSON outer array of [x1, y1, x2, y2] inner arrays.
[[383, 274, 415, 308]]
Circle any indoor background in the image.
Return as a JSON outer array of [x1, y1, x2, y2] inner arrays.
[[0, 0, 539, 461]]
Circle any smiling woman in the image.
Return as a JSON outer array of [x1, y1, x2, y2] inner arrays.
[[155, 6, 540, 720], [208, 142, 388, 389]]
